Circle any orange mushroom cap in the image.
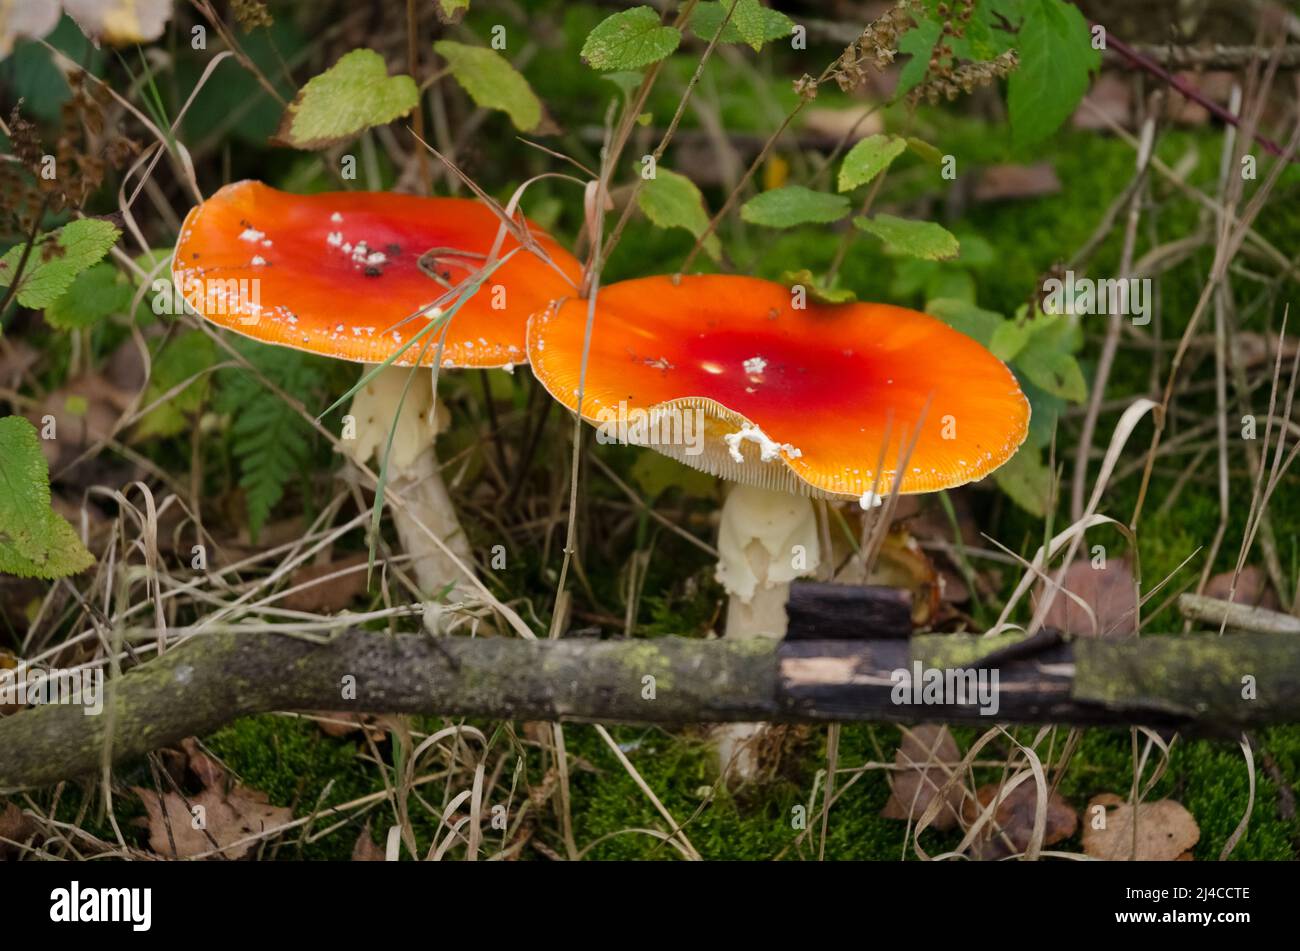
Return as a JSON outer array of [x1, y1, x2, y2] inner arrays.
[[171, 181, 582, 368], [527, 274, 1030, 499]]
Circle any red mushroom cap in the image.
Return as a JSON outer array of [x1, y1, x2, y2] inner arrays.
[[171, 181, 581, 368], [527, 274, 1030, 499]]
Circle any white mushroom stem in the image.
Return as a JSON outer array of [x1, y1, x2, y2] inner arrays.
[[339, 365, 475, 610], [713, 482, 821, 780]]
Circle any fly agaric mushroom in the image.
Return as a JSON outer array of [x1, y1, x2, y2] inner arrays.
[[526, 274, 1029, 776], [172, 180, 581, 605]]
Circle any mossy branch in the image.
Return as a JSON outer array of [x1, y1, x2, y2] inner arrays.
[[2, 628, 1298, 789]]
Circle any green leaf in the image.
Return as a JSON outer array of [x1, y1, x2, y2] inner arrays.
[[434, 40, 544, 132], [435, 0, 469, 22], [1014, 314, 1087, 402], [994, 447, 1052, 518], [741, 186, 849, 228], [853, 214, 959, 260], [990, 318, 1033, 362], [0, 416, 94, 579], [44, 263, 133, 330], [581, 7, 681, 70], [0, 219, 120, 309], [923, 268, 975, 304], [602, 71, 645, 100], [925, 298, 1002, 348], [630, 451, 714, 499], [690, 1, 794, 50], [275, 48, 418, 149], [1008, 0, 1100, 147], [637, 168, 720, 260], [895, 19, 941, 99], [779, 269, 857, 305], [135, 331, 217, 440], [905, 136, 943, 167], [838, 134, 907, 192], [216, 344, 328, 542]]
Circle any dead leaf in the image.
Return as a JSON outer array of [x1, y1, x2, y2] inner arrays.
[[281, 553, 370, 613], [351, 823, 386, 861], [1073, 72, 1132, 131], [133, 784, 293, 860], [309, 710, 387, 741], [1230, 332, 1299, 370], [972, 163, 1062, 202], [1082, 793, 1200, 861], [1039, 556, 1137, 638], [964, 781, 1078, 859], [803, 106, 884, 142], [133, 735, 291, 859], [0, 801, 38, 859], [0, 339, 39, 390], [1204, 566, 1281, 611], [880, 725, 965, 830]]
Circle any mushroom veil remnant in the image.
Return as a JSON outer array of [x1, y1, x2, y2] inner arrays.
[[527, 274, 1029, 777], [173, 181, 581, 617]]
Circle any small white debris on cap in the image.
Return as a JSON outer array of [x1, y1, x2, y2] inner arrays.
[[251, 255, 267, 266], [742, 355, 767, 375], [239, 228, 265, 243], [858, 491, 883, 509], [724, 422, 800, 464]]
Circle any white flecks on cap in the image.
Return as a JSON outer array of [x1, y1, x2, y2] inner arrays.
[[858, 491, 884, 509], [723, 422, 800, 464], [327, 232, 343, 247], [251, 255, 267, 266], [742, 355, 767, 375], [330, 212, 343, 223], [239, 227, 265, 243]]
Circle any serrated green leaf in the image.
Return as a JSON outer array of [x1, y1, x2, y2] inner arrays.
[[838, 134, 907, 192], [926, 298, 1002, 347], [275, 48, 418, 149], [853, 214, 959, 260], [994, 447, 1051, 517], [690, 1, 794, 50], [434, 40, 544, 132], [741, 186, 849, 228], [581, 7, 681, 70], [637, 167, 720, 260], [0, 416, 94, 579], [895, 19, 941, 99], [0, 219, 120, 309], [1008, 0, 1100, 147], [779, 269, 857, 304], [44, 263, 133, 330], [135, 331, 217, 440]]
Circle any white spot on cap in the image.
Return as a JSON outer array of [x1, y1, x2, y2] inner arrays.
[[858, 491, 883, 509], [239, 228, 265, 243], [743, 355, 767, 375], [251, 255, 267, 266], [723, 422, 800, 464]]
